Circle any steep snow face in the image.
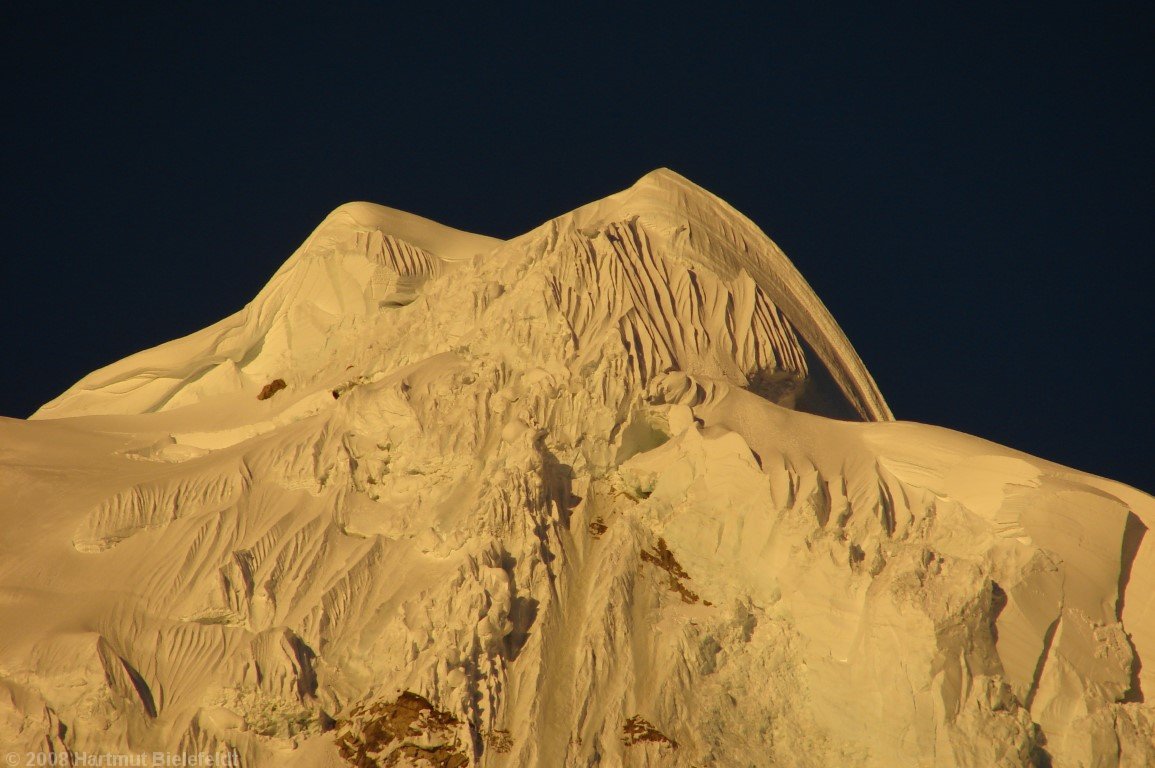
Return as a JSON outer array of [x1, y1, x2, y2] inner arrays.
[[1, 170, 1152, 767], [31, 170, 887, 425], [31, 202, 504, 420]]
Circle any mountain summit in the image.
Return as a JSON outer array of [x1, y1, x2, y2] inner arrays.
[[2, 171, 1151, 766], [33, 170, 889, 425]]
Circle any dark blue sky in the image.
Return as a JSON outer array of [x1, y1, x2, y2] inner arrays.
[[2, 4, 1151, 491]]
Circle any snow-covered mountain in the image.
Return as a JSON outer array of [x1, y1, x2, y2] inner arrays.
[[1, 169, 1151, 766]]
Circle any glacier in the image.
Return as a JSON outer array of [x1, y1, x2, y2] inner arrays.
[[0, 169, 1151, 766]]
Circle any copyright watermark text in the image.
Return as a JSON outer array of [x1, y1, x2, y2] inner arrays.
[[4, 752, 239, 767]]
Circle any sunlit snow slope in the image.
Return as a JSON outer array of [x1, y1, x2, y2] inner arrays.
[[1, 169, 1151, 767]]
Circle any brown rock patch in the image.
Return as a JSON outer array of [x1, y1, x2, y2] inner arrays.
[[335, 691, 468, 768], [641, 538, 700, 604], [622, 714, 677, 748], [257, 378, 287, 400]]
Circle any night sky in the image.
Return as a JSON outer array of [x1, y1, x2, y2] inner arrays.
[[2, 5, 1151, 492]]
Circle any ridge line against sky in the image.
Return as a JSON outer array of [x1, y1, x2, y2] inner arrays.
[[1, 4, 1151, 491]]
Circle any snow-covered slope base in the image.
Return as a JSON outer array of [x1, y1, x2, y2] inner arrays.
[[1, 170, 1151, 767]]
